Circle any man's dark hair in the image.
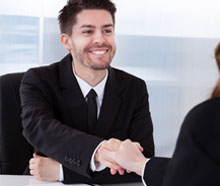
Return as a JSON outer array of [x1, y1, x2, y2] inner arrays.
[[215, 42, 220, 72], [58, 0, 116, 35], [211, 42, 220, 98]]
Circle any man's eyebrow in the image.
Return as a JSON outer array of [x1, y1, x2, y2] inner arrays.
[[80, 25, 96, 29], [103, 24, 114, 28], [80, 24, 114, 29]]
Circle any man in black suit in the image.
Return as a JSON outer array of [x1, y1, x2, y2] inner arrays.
[[100, 42, 220, 186], [20, 0, 154, 184]]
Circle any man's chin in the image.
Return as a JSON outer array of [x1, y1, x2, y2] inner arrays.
[[91, 64, 110, 70], [89, 60, 112, 70]]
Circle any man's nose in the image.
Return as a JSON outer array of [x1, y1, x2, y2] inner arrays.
[[93, 31, 106, 45]]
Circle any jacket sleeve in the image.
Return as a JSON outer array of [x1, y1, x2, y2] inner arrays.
[[20, 69, 103, 178], [143, 157, 170, 186]]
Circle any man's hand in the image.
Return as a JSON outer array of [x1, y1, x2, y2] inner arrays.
[[95, 138, 124, 175], [29, 153, 60, 181], [99, 139, 147, 176], [95, 138, 144, 175]]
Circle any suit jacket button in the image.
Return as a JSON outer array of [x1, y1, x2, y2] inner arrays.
[[76, 160, 81, 167], [65, 156, 69, 162], [69, 159, 73, 164]]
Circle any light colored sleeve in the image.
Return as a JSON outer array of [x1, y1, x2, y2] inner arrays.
[[90, 141, 106, 172], [59, 164, 64, 181], [142, 159, 150, 186]]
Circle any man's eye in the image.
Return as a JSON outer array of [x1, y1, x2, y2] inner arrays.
[[83, 30, 93, 34], [104, 30, 112, 34]]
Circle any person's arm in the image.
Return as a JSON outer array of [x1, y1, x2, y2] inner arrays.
[[143, 157, 170, 186], [20, 69, 105, 178], [29, 139, 142, 181], [28, 142, 121, 181]]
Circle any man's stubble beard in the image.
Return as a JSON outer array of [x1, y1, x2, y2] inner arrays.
[[87, 48, 116, 70], [73, 45, 116, 71]]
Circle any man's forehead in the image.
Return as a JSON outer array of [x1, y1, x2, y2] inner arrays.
[[74, 9, 114, 28]]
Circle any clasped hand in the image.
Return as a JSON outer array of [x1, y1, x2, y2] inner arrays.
[[97, 139, 148, 176]]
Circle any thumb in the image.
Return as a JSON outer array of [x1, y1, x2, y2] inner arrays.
[[33, 153, 40, 158], [133, 142, 144, 152]]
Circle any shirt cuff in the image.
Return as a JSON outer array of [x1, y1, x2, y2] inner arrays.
[[59, 164, 64, 181], [142, 159, 150, 186], [90, 141, 106, 172]]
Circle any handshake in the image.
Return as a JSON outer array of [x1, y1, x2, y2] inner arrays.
[[95, 138, 148, 176], [29, 138, 148, 181]]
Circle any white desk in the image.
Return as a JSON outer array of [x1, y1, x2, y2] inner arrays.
[[0, 175, 144, 186]]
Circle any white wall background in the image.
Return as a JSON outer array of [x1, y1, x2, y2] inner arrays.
[[1, 0, 220, 157]]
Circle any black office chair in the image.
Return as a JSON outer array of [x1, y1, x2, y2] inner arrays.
[[0, 72, 33, 174]]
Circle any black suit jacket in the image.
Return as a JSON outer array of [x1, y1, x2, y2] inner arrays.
[[144, 97, 220, 186], [20, 54, 154, 184]]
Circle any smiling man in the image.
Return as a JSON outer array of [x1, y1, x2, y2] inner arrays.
[[20, 0, 154, 184]]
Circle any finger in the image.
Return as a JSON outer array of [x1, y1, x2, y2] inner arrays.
[[133, 142, 144, 152], [119, 169, 125, 175], [29, 158, 37, 164], [133, 142, 143, 151], [110, 168, 117, 175], [101, 159, 122, 170], [126, 170, 131, 173], [33, 153, 40, 158], [29, 163, 37, 170], [30, 169, 36, 176]]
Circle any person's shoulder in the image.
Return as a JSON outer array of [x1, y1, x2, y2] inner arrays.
[[26, 61, 59, 75], [25, 54, 71, 79], [188, 98, 220, 118], [183, 97, 220, 135], [21, 60, 62, 86], [23, 55, 67, 82]]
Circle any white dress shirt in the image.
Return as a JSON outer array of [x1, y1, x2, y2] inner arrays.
[[142, 159, 150, 186], [59, 64, 108, 181]]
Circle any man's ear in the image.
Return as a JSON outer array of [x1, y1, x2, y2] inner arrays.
[[60, 33, 72, 50]]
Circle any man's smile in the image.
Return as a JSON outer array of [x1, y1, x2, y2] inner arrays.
[[88, 48, 110, 57]]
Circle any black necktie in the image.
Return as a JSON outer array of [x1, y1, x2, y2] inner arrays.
[[86, 89, 97, 132]]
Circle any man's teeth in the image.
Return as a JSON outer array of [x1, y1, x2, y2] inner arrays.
[[91, 50, 106, 54]]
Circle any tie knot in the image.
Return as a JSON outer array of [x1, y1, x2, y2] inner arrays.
[[87, 89, 97, 99]]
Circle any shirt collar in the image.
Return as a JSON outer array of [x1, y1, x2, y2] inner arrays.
[[72, 63, 108, 104]]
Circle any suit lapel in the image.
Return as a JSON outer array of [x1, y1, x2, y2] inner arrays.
[[59, 54, 88, 132], [94, 67, 122, 138]]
